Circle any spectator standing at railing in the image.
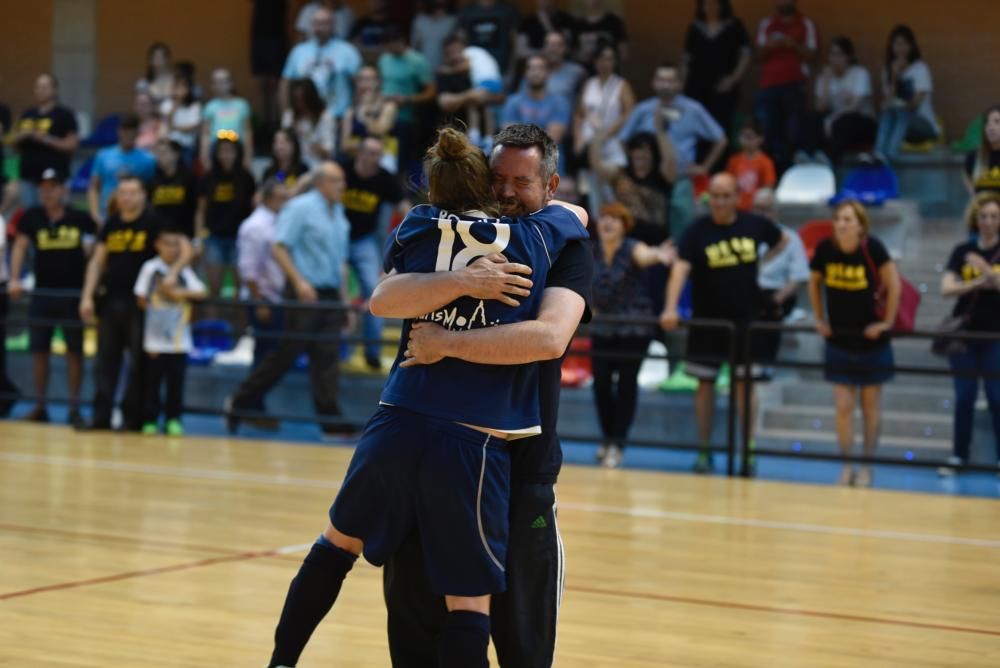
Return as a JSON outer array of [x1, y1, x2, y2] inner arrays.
[[808, 200, 900, 487], [225, 162, 353, 438], [938, 192, 1000, 475], [591, 202, 675, 468], [339, 137, 408, 370], [8, 169, 95, 427], [963, 106, 1000, 196], [660, 173, 788, 474], [194, 137, 256, 307], [238, 179, 290, 370], [134, 225, 207, 437], [88, 114, 156, 224], [77, 176, 192, 432], [13, 73, 79, 210], [149, 138, 198, 239], [0, 214, 21, 417]]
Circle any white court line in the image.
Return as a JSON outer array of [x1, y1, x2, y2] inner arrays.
[[5, 451, 1000, 550], [558, 502, 1000, 549], [0, 452, 341, 490]]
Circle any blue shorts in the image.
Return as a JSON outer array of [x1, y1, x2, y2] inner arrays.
[[203, 236, 237, 266], [330, 405, 511, 597], [824, 342, 895, 386]]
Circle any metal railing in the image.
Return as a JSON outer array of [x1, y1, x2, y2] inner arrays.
[[3, 286, 999, 477]]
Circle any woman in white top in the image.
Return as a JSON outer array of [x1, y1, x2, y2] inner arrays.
[[161, 71, 202, 163], [874, 25, 939, 161], [281, 78, 336, 168], [813, 37, 877, 164], [573, 43, 635, 212], [136, 42, 174, 115]]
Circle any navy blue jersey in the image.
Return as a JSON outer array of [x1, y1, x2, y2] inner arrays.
[[380, 204, 588, 433]]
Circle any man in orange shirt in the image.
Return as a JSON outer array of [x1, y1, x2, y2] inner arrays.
[[726, 119, 777, 211]]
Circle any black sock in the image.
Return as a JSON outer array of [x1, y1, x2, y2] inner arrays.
[[269, 539, 357, 667], [439, 610, 490, 668]]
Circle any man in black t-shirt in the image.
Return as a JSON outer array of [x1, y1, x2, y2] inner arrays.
[[9, 169, 96, 427], [77, 175, 191, 431], [13, 74, 79, 209], [661, 173, 787, 473], [338, 136, 408, 369], [149, 138, 198, 238], [376, 124, 594, 668]]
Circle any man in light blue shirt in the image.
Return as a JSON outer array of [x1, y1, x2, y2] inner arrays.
[[87, 114, 156, 223], [501, 55, 571, 171], [226, 162, 354, 438], [280, 6, 362, 119], [618, 62, 728, 235]]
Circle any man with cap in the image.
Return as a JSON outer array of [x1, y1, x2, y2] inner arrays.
[[9, 168, 97, 426]]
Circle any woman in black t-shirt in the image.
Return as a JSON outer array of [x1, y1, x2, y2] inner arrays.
[[939, 192, 1000, 471], [808, 200, 901, 487], [963, 106, 1000, 197], [262, 128, 310, 191], [682, 0, 751, 136], [195, 137, 256, 302]]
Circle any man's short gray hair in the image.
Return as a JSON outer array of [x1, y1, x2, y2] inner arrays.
[[490, 124, 560, 181]]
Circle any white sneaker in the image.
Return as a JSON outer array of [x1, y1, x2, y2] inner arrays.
[[595, 442, 609, 462], [602, 444, 623, 468], [937, 456, 963, 477]]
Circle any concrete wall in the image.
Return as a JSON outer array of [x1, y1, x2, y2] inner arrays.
[[1, 1, 996, 139]]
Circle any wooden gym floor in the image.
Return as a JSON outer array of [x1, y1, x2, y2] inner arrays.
[[1, 421, 999, 667]]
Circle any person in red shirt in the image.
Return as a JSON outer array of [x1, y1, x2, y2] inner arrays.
[[753, 0, 818, 172], [726, 119, 777, 211]]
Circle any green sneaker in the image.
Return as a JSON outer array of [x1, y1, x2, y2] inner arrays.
[[141, 422, 158, 435], [692, 449, 715, 474], [715, 363, 731, 391], [165, 419, 184, 437]]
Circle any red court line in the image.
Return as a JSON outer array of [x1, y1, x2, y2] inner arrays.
[[0, 522, 234, 555], [0, 549, 279, 601], [567, 584, 1000, 638]]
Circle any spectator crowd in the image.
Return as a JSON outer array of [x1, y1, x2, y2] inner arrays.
[[0, 0, 998, 482]]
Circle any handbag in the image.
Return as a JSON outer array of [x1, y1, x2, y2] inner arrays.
[[930, 245, 1000, 356], [861, 238, 920, 333]]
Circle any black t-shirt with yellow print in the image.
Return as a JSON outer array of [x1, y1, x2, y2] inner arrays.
[[150, 167, 198, 238], [946, 240, 1000, 332], [964, 150, 1000, 195], [199, 168, 256, 239], [678, 212, 783, 321], [98, 209, 165, 299], [810, 235, 891, 351], [17, 207, 97, 288], [339, 159, 404, 241]]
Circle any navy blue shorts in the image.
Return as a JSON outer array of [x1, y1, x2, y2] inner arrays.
[[330, 405, 511, 597], [29, 295, 84, 354]]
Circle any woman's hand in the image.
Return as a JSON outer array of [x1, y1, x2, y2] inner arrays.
[[863, 321, 891, 340], [814, 320, 833, 338]]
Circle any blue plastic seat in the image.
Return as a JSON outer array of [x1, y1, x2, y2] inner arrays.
[[829, 164, 899, 207], [189, 319, 235, 365]]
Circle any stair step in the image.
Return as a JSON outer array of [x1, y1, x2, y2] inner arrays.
[[760, 405, 952, 442]]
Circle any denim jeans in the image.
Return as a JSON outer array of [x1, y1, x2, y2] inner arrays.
[[948, 341, 1000, 462], [349, 234, 383, 361], [754, 82, 806, 171], [875, 107, 937, 160]]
